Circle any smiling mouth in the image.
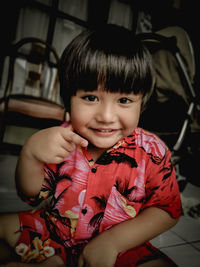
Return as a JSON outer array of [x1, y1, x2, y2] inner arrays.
[[91, 128, 118, 136], [96, 129, 113, 132]]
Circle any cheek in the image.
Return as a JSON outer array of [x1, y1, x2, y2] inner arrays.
[[121, 108, 141, 130], [70, 106, 89, 131], [70, 112, 83, 128], [70, 99, 83, 123], [70, 105, 81, 128]]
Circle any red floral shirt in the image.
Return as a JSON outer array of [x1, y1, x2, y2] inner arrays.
[[24, 126, 182, 246]]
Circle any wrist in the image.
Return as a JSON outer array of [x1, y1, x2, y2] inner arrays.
[[101, 228, 121, 255]]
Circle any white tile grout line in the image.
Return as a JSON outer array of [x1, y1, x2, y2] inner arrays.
[[169, 229, 200, 251], [157, 240, 200, 251]]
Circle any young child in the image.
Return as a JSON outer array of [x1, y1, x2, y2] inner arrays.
[[0, 24, 182, 267]]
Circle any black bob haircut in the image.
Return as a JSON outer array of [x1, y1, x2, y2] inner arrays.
[[59, 24, 155, 112]]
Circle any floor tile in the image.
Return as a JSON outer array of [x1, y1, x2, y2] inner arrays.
[[182, 183, 200, 200], [192, 242, 200, 251], [0, 154, 30, 212], [161, 243, 200, 267], [0, 154, 18, 189], [151, 228, 185, 248], [0, 192, 30, 212], [171, 215, 200, 242]]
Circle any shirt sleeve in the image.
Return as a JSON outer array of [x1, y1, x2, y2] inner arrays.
[[142, 149, 183, 218]]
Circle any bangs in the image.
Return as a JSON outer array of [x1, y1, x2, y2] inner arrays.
[[66, 44, 153, 95]]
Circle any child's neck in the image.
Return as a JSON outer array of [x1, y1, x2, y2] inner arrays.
[[87, 145, 107, 162]]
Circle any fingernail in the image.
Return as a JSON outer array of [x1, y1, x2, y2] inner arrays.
[[81, 140, 88, 147]]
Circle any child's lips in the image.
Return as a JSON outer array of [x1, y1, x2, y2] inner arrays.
[[91, 128, 119, 136], [96, 129, 113, 132]]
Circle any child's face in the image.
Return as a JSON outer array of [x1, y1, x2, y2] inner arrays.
[[70, 88, 142, 152]]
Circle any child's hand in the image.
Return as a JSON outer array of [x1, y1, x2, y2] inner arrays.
[[78, 232, 118, 267], [23, 125, 88, 164]]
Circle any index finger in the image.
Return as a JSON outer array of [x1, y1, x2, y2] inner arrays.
[[62, 124, 88, 147], [70, 131, 88, 147]]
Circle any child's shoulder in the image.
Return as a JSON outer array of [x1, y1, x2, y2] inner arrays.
[[135, 127, 166, 143], [133, 127, 169, 157]]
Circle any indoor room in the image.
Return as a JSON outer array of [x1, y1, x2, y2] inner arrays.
[[0, 0, 199, 266]]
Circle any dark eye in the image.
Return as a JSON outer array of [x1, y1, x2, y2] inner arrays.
[[119, 98, 132, 104], [82, 95, 98, 102]]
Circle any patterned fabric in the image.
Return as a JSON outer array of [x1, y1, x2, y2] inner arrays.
[[15, 127, 183, 266]]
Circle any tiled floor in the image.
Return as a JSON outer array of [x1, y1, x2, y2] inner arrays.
[[151, 182, 200, 267], [0, 126, 200, 266]]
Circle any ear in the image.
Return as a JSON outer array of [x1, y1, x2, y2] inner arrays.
[[65, 112, 70, 122]]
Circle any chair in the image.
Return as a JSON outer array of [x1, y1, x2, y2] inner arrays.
[[0, 37, 65, 154]]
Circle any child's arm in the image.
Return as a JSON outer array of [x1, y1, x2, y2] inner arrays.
[[79, 207, 179, 267], [15, 125, 88, 197]]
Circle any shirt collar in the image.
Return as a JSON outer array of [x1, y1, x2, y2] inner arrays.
[[81, 129, 137, 157]]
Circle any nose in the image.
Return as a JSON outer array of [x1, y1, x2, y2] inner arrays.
[[96, 103, 115, 123]]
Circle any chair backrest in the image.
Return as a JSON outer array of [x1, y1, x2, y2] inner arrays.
[[4, 37, 61, 103]]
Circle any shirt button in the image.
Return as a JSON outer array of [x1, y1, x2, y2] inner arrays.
[[91, 167, 97, 173], [82, 208, 87, 214]]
